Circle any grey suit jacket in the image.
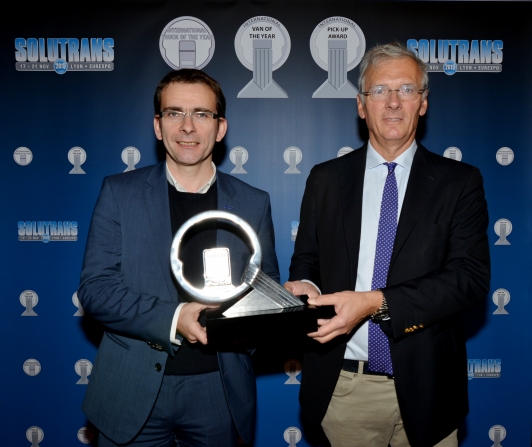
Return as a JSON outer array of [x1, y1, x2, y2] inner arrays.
[[78, 162, 279, 444]]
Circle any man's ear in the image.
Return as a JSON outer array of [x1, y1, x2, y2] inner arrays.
[[154, 116, 162, 140], [357, 95, 366, 120], [419, 94, 428, 117], [216, 118, 228, 142]]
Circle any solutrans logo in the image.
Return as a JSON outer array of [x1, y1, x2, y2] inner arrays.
[[15, 38, 114, 74], [467, 359, 501, 380], [18, 221, 78, 243], [406, 39, 503, 76]]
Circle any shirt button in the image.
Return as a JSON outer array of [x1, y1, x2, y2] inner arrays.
[[155, 363, 162, 372]]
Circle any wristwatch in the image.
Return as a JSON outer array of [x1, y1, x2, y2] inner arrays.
[[371, 289, 389, 321]]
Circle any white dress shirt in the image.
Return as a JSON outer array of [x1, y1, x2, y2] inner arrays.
[[344, 141, 416, 360]]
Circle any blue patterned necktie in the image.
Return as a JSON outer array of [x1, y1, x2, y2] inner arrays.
[[368, 162, 398, 375]]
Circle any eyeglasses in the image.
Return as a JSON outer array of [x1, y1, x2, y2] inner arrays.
[[360, 85, 426, 102], [159, 110, 220, 123]]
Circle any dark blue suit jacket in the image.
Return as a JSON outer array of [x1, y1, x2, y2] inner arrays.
[[289, 144, 490, 447], [78, 162, 279, 444]]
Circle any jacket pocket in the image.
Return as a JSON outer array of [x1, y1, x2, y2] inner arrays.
[[434, 325, 463, 357]]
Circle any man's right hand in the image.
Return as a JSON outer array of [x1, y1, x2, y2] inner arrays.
[[176, 302, 219, 345]]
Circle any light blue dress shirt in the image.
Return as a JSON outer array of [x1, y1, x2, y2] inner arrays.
[[344, 141, 417, 361]]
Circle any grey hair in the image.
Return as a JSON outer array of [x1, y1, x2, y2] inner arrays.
[[358, 42, 429, 102]]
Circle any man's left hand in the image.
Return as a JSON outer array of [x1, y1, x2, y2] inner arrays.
[[307, 290, 382, 343]]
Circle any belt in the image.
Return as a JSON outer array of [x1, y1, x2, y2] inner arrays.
[[342, 359, 394, 379]]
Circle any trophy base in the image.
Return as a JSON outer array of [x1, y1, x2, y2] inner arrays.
[[206, 302, 330, 348]]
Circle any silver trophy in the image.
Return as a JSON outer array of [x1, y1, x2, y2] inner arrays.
[[171, 211, 303, 311], [170, 211, 311, 344]]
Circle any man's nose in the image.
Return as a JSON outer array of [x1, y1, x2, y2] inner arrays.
[[385, 90, 402, 109], [179, 114, 196, 132]]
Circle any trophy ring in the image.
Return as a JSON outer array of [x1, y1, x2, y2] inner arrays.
[[170, 210, 261, 303]]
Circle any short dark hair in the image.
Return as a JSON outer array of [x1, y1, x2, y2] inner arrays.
[[153, 69, 226, 118]]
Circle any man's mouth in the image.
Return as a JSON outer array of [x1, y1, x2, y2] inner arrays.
[[177, 141, 199, 147]]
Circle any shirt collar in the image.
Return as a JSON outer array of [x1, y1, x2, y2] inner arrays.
[[366, 140, 417, 171], [165, 162, 217, 194]]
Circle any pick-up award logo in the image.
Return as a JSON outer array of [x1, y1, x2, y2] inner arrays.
[[310, 17, 366, 98]]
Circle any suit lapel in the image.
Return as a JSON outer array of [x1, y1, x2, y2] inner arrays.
[[390, 145, 440, 271], [338, 147, 367, 289], [143, 163, 176, 300]]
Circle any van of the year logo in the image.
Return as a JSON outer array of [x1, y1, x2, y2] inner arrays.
[[15, 38, 114, 74], [407, 39, 502, 75]]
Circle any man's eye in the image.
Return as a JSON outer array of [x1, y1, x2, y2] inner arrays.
[[401, 86, 415, 94], [194, 112, 208, 119], [168, 112, 180, 118], [373, 87, 386, 95]]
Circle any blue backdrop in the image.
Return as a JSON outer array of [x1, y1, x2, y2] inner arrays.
[[1, 1, 531, 446]]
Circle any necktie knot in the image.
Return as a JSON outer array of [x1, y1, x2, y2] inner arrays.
[[384, 162, 397, 174]]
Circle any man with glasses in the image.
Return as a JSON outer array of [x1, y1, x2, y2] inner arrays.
[[285, 43, 489, 447], [78, 69, 279, 446]]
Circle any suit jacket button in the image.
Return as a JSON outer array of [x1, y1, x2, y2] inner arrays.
[[413, 325, 418, 330], [155, 363, 162, 372]]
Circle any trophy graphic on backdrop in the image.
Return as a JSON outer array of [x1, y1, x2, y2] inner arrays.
[[14, 147, 33, 166], [494, 218, 512, 245], [492, 288, 510, 315], [443, 146, 462, 161], [20, 290, 38, 316], [68, 146, 87, 174], [159, 16, 215, 70], [26, 426, 44, 447], [75, 359, 92, 385], [122, 146, 141, 172], [23, 358, 41, 376], [235, 16, 291, 98], [284, 359, 302, 384], [310, 17, 366, 98], [283, 427, 302, 447], [170, 211, 318, 345], [496, 147, 514, 166], [283, 146, 302, 174], [230, 146, 248, 174], [488, 425, 506, 447]]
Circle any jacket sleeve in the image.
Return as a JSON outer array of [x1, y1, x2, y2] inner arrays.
[[288, 166, 322, 287], [78, 177, 178, 354], [256, 193, 280, 284], [384, 166, 490, 340]]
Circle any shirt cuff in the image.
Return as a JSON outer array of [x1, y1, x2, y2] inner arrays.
[[301, 279, 321, 295], [170, 303, 186, 346]]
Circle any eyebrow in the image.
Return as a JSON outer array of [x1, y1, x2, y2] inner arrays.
[[161, 106, 214, 113], [372, 83, 416, 88]]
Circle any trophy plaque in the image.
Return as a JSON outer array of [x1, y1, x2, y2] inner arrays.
[[170, 210, 319, 346]]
